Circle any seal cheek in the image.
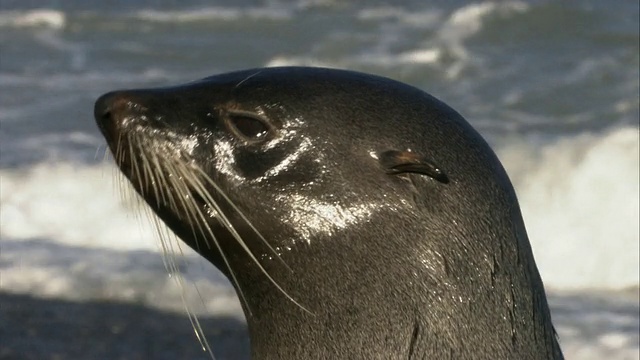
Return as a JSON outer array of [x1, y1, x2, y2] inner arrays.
[[378, 150, 449, 184]]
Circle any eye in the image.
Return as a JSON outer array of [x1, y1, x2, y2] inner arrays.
[[224, 110, 275, 143]]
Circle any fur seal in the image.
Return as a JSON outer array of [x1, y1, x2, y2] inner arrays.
[[94, 67, 564, 359]]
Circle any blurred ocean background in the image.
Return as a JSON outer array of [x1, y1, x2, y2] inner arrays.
[[0, 0, 638, 359]]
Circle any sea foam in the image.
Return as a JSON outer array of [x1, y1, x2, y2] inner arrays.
[[501, 126, 639, 289], [0, 9, 66, 29]]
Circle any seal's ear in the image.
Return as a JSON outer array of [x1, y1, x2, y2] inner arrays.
[[379, 150, 449, 184]]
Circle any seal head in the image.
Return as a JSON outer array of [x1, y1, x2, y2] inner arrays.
[[95, 67, 563, 359]]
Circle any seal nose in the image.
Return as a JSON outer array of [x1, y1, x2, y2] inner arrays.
[[94, 92, 112, 123], [94, 90, 147, 139], [94, 91, 127, 128], [94, 91, 116, 138]]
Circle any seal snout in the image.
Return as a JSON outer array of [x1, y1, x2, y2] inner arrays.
[[94, 92, 114, 124], [94, 91, 153, 143], [94, 91, 131, 130]]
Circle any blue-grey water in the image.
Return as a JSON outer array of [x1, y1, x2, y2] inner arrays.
[[1, 1, 638, 359]]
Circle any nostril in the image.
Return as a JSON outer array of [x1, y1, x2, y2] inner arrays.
[[94, 91, 117, 125], [101, 109, 112, 122]]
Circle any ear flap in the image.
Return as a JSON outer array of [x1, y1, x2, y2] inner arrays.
[[379, 150, 449, 184]]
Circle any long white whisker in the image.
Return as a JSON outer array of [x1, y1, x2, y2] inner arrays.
[[128, 135, 146, 196], [94, 144, 106, 162], [163, 154, 223, 358], [172, 264, 216, 359], [168, 159, 255, 317], [163, 158, 208, 243], [154, 153, 182, 216], [234, 70, 263, 89], [149, 149, 170, 208], [139, 141, 161, 208], [117, 137, 216, 359], [191, 166, 290, 271], [183, 164, 312, 315]]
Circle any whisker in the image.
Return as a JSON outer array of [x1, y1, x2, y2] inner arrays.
[[158, 157, 182, 216], [192, 166, 291, 271], [115, 132, 125, 167], [139, 142, 162, 208], [109, 129, 314, 359], [165, 160, 209, 251], [150, 149, 170, 208], [152, 158, 218, 358], [94, 144, 106, 162], [171, 260, 216, 359], [113, 135, 128, 205], [129, 136, 145, 196], [183, 164, 312, 315], [142, 170, 216, 360], [168, 160, 255, 317], [234, 69, 263, 89], [111, 136, 216, 359]]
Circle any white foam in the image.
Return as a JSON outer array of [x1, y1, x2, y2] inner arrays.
[[0, 162, 155, 250], [435, 1, 529, 78], [499, 126, 640, 290], [0, 161, 242, 316], [265, 50, 443, 69], [397, 49, 442, 64], [444, 1, 528, 38], [135, 6, 292, 23], [357, 6, 442, 28], [0, 238, 242, 316], [0, 9, 66, 29], [265, 56, 339, 68]]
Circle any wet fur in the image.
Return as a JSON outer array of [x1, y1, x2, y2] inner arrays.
[[95, 67, 564, 359]]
